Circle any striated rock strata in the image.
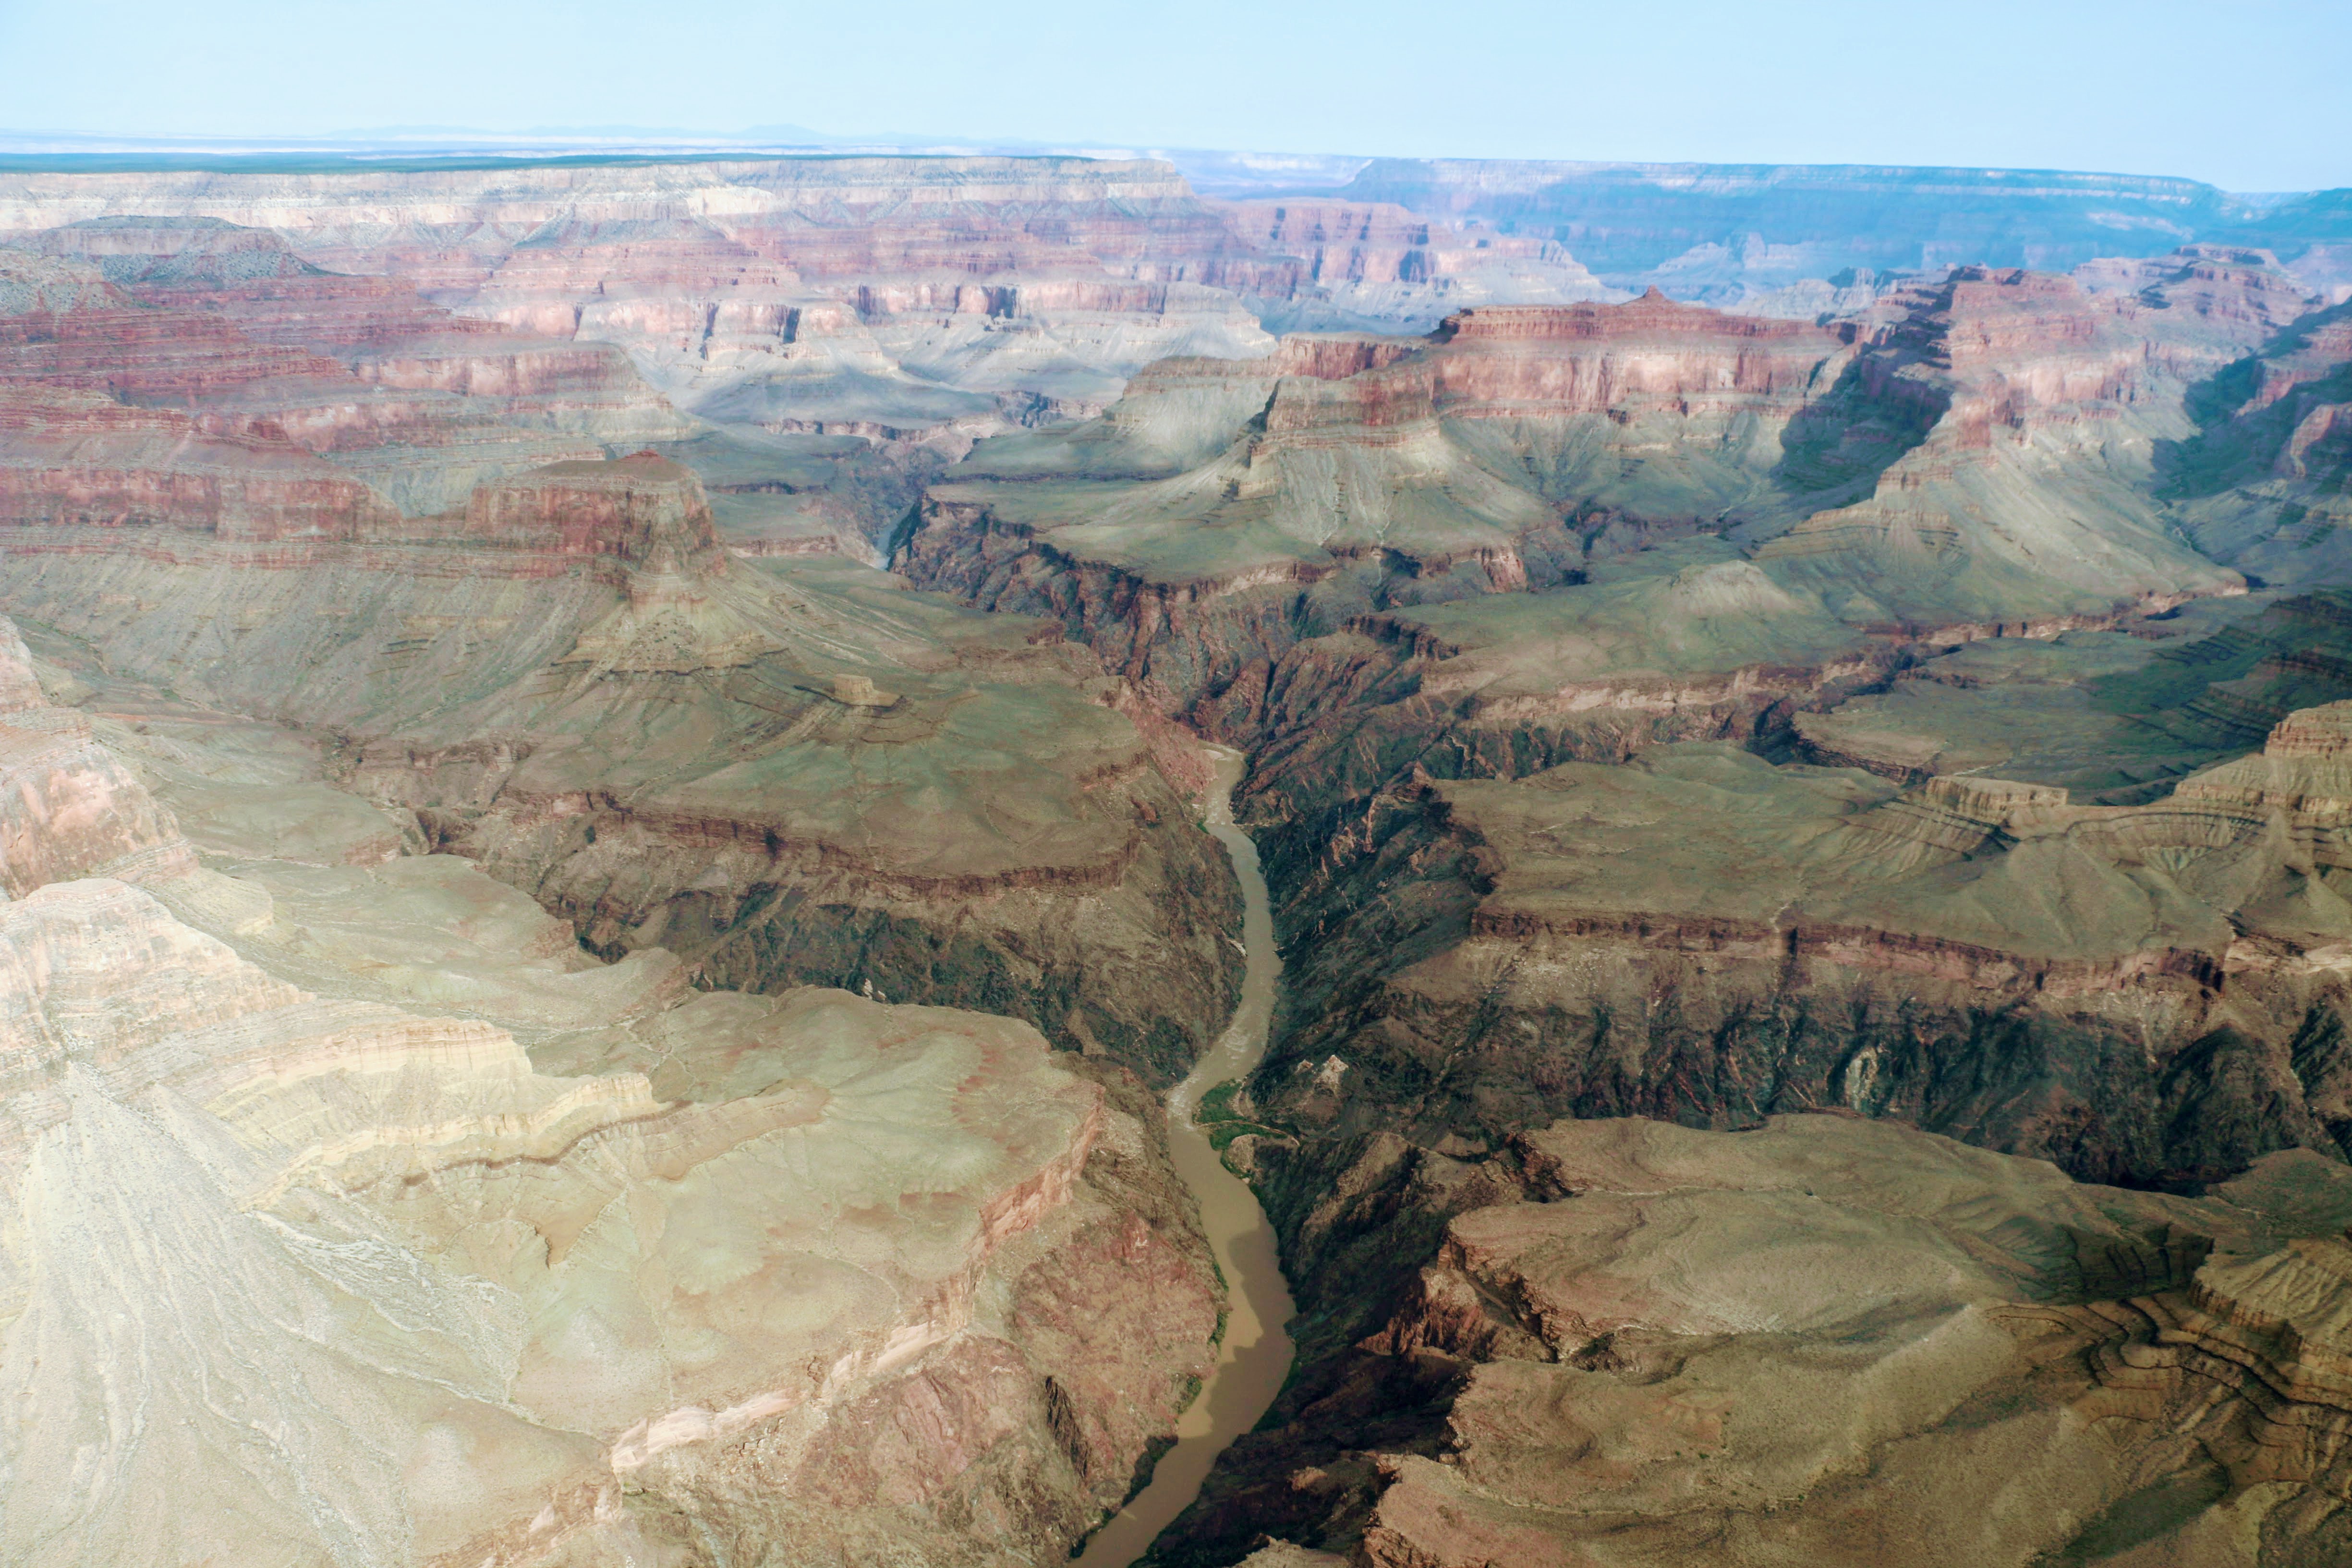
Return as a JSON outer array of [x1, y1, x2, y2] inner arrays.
[[1308, 158, 2341, 304], [904, 264, 2272, 751], [1164, 1114, 2352, 1566], [1242, 692, 2352, 1193], [0, 456, 1242, 1082], [0, 612, 1221, 1566], [0, 237, 689, 527], [0, 158, 1296, 442]]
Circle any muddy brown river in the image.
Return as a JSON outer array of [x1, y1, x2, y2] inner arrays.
[[1072, 746, 1296, 1567]]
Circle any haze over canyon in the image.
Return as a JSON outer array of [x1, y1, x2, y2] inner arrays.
[[0, 125, 2348, 1568]]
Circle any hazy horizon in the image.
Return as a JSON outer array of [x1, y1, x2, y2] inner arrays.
[[0, 0, 2343, 193], [0, 123, 2335, 200]]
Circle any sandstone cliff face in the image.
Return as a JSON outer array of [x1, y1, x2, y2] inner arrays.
[[0, 252, 404, 535], [0, 454, 1241, 1085], [0, 159, 1298, 442], [462, 451, 725, 566], [2076, 244, 2321, 357], [0, 383, 405, 538], [0, 239, 695, 528], [2163, 296, 2352, 591], [36, 219, 693, 495], [0, 614, 1222, 1567], [1218, 199, 1623, 331], [144, 228, 700, 439], [1235, 686, 2352, 1195], [1747, 265, 2244, 629], [1164, 1114, 2352, 1566]]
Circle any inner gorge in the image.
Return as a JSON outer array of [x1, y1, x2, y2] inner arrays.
[[1074, 748, 1295, 1568]]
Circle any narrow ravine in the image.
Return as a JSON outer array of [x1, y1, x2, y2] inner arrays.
[[1074, 745, 1296, 1568]]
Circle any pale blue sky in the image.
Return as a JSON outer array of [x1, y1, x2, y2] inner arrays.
[[0, 0, 2343, 191]]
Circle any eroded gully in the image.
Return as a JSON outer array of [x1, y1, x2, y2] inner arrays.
[[1073, 745, 1296, 1567]]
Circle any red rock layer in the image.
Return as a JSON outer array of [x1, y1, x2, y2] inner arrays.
[[1242, 292, 1852, 439], [1219, 199, 1570, 288], [0, 280, 580, 487], [1856, 267, 2144, 448], [1752, 264, 2246, 607], [0, 160, 1331, 389], [0, 238, 699, 532], [0, 386, 398, 539], [2254, 318, 2352, 412], [1436, 288, 1832, 345], [0, 287, 354, 405], [2077, 244, 2319, 363], [461, 453, 720, 563], [24, 222, 685, 446]]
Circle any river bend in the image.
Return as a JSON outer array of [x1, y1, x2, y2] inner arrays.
[[1073, 746, 1295, 1567]]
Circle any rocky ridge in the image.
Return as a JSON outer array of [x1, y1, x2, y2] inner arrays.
[[1176, 1115, 2352, 1566], [901, 291, 1888, 713], [1303, 159, 2346, 305], [2163, 299, 2352, 592], [0, 450, 1243, 1083], [0, 158, 1295, 446], [901, 257, 2279, 792], [0, 155, 1778, 467], [0, 611, 1222, 1565]]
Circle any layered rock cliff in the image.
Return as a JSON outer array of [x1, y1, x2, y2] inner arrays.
[[0, 155, 1819, 465], [0, 611, 1223, 1566], [1155, 1115, 2352, 1565], [0, 158, 1294, 443], [901, 292, 1899, 713], [1745, 266, 2246, 629], [1217, 199, 1623, 330], [0, 454, 1243, 1083], [903, 262, 2274, 745], [2163, 297, 2352, 590], [1309, 159, 2338, 305], [0, 238, 691, 528], [1247, 699, 2352, 1186]]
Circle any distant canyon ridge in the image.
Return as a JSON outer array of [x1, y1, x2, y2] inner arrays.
[[0, 151, 2342, 486]]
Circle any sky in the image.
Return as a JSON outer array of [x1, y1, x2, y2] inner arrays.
[[0, 0, 2344, 192]]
